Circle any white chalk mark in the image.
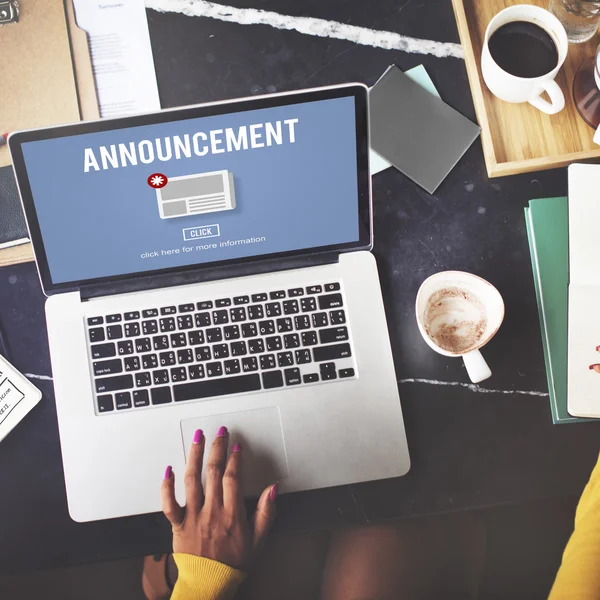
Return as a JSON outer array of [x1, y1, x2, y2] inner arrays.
[[145, 0, 464, 59], [399, 378, 549, 397], [25, 373, 53, 381]]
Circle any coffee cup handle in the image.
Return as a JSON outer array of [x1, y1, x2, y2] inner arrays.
[[528, 80, 565, 115], [462, 349, 492, 384]]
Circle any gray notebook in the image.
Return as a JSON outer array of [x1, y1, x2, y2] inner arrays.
[[369, 65, 480, 193]]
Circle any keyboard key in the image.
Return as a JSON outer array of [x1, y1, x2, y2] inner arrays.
[[230, 307, 246, 322], [216, 298, 232, 307], [188, 330, 205, 345], [161, 306, 176, 315], [301, 331, 318, 346], [151, 386, 172, 405], [174, 373, 261, 402], [242, 356, 259, 372], [251, 293, 268, 302], [171, 333, 187, 347], [178, 303, 195, 313], [107, 314, 122, 323], [206, 328, 223, 343], [91, 342, 116, 359], [259, 320, 275, 335], [97, 394, 114, 412], [195, 346, 212, 362], [234, 295, 250, 305], [116, 392, 132, 410], [206, 362, 223, 377], [260, 354, 276, 370], [177, 315, 194, 330], [224, 325, 240, 340], [89, 327, 105, 343], [276, 317, 293, 333], [160, 317, 176, 332], [117, 340, 134, 355], [142, 309, 159, 318], [133, 389, 150, 407], [195, 312, 211, 327], [265, 302, 281, 317], [177, 349, 194, 364], [288, 288, 304, 297], [325, 283, 341, 292], [277, 352, 293, 367], [189, 364, 205, 380], [249, 339, 265, 354], [318, 293, 343, 310], [124, 322, 140, 338], [303, 373, 319, 384], [96, 374, 133, 393], [248, 305, 264, 320], [319, 326, 349, 344], [312, 313, 328, 328], [171, 367, 187, 382], [306, 285, 322, 294], [153, 369, 169, 385], [224, 359, 241, 375], [262, 370, 284, 389], [320, 362, 337, 381], [124, 356, 140, 371], [339, 368, 355, 378], [107, 325, 123, 340], [283, 300, 299, 315], [284, 368, 301, 385], [295, 349, 312, 364], [284, 333, 300, 349], [197, 301, 213, 310], [213, 344, 229, 359], [330, 310, 346, 325], [314, 343, 352, 362], [93, 358, 122, 376], [153, 335, 169, 350], [241, 323, 257, 338], [301, 298, 317, 312], [266, 336, 282, 351], [88, 316, 103, 326], [135, 338, 152, 353], [292, 315, 310, 333], [142, 354, 158, 369], [270, 290, 286, 300], [159, 351, 176, 366], [231, 341, 247, 356], [213, 310, 229, 325], [142, 320, 158, 335], [125, 311, 140, 321], [135, 372, 152, 387]]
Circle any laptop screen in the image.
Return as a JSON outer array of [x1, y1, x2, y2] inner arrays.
[[11, 85, 370, 293]]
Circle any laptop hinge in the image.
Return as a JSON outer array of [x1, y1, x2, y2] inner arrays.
[[80, 252, 340, 301]]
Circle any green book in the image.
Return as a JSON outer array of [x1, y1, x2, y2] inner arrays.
[[525, 197, 589, 424]]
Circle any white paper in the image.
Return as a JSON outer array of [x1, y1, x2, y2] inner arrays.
[[73, 0, 160, 119]]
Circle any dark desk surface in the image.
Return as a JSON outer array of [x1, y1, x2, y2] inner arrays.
[[2, 0, 600, 574]]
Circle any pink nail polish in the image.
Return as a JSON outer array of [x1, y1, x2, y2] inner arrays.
[[193, 429, 203, 444], [164, 465, 172, 480], [269, 482, 279, 502], [232, 442, 241, 452], [217, 426, 228, 437]]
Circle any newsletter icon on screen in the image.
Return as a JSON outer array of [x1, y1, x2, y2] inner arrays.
[[156, 170, 236, 220]]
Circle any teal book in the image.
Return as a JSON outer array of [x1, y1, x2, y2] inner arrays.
[[525, 197, 590, 424]]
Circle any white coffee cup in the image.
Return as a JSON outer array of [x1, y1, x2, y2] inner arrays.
[[415, 271, 505, 384], [481, 5, 568, 115]]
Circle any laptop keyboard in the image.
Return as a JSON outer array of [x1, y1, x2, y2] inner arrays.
[[86, 282, 356, 414]]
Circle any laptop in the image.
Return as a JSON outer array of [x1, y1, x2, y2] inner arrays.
[[9, 84, 410, 522]]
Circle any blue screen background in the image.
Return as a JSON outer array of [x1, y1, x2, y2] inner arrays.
[[22, 97, 359, 284]]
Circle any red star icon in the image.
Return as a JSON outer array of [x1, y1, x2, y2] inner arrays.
[[148, 173, 168, 189]]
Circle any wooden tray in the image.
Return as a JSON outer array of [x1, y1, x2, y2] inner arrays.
[[452, 0, 600, 177]]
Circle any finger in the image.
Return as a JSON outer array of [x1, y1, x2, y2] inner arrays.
[[223, 442, 246, 517], [252, 482, 278, 552], [161, 465, 184, 527], [204, 426, 229, 508], [184, 429, 206, 512]]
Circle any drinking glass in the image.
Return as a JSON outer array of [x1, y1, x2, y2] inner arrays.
[[549, 0, 600, 43]]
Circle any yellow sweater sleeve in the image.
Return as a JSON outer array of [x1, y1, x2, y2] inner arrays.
[[171, 554, 247, 600], [549, 453, 600, 599]]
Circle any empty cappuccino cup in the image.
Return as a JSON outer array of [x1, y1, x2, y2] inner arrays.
[[415, 271, 505, 384]]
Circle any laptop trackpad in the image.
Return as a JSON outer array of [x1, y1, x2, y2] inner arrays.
[[181, 407, 289, 497]]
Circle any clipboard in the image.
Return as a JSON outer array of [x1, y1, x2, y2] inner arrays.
[[0, 0, 100, 266]]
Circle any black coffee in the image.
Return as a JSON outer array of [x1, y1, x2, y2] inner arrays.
[[489, 21, 558, 78]]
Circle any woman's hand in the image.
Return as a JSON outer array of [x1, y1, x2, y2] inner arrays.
[[161, 426, 277, 571]]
